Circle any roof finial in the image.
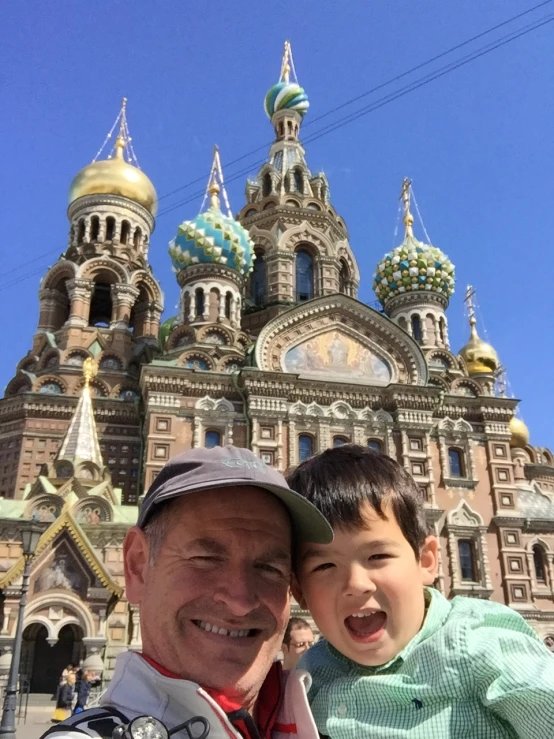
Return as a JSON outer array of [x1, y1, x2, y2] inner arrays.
[[464, 284, 478, 337], [114, 97, 128, 160], [82, 357, 98, 389], [400, 177, 414, 238], [280, 40, 292, 83]]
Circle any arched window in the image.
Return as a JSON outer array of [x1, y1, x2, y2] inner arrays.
[[448, 448, 464, 478], [90, 216, 100, 242], [225, 292, 232, 320], [298, 434, 313, 462], [39, 382, 63, 395], [533, 545, 547, 583], [279, 122, 284, 136], [296, 250, 314, 302], [196, 288, 205, 317], [105, 216, 115, 241], [89, 282, 113, 327], [133, 227, 142, 248], [458, 539, 476, 581], [294, 169, 303, 194], [262, 174, 272, 198], [120, 220, 131, 245], [411, 315, 422, 342], [251, 249, 266, 306], [339, 260, 350, 294], [439, 317, 446, 344], [77, 219, 86, 244], [368, 439, 382, 452], [333, 436, 348, 448], [205, 430, 221, 449], [287, 121, 293, 136]]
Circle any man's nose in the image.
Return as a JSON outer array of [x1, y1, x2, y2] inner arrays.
[[212, 567, 261, 616], [343, 562, 375, 597]]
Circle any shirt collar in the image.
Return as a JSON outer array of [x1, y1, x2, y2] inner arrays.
[[326, 587, 451, 674], [139, 654, 284, 739]]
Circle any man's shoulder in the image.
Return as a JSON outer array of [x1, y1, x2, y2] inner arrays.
[[39, 706, 129, 739]]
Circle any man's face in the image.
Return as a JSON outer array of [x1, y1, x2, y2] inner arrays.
[[282, 626, 314, 669], [124, 486, 292, 709], [294, 500, 437, 667]]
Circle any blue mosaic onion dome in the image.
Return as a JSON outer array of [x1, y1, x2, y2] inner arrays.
[[264, 81, 309, 119], [169, 185, 255, 277], [373, 234, 455, 306]]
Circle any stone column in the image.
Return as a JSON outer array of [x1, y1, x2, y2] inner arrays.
[[226, 419, 234, 446], [467, 440, 477, 481], [424, 432, 436, 505], [276, 419, 284, 471], [288, 420, 297, 466], [479, 527, 493, 591], [448, 530, 460, 589], [189, 292, 196, 322], [193, 416, 202, 448], [547, 553, 554, 596], [218, 292, 226, 322], [251, 418, 260, 455], [110, 284, 140, 329], [434, 521, 445, 593], [386, 426, 394, 457], [37, 288, 63, 330], [129, 606, 141, 648], [67, 278, 94, 327], [400, 430, 410, 472]]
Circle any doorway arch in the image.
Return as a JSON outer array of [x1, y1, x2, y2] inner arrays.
[[21, 623, 84, 694]]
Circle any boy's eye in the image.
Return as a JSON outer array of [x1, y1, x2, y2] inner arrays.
[[311, 562, 335, 573], [369, 553, 391, 561]]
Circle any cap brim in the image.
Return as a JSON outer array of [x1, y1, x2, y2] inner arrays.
[[139, 478, 333, 544]]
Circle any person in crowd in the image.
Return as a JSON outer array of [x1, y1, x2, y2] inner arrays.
[[42, 445, 332, 739], [73, 670, 101, 714], [52, 663, 75, 702], [288, 444, 554, 739], [282, 618, 315, 670], [52, 671, 76, 723]]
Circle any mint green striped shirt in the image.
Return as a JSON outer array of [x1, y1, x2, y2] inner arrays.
[[298, 588, 554, 738]]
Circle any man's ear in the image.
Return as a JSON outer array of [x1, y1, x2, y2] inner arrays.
[[123, 526, 150, 604], [419, 535, 439, 586], [291, 573, 308, 610]]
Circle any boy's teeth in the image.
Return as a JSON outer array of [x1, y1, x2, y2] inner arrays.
[[197, 621, 250, 637]]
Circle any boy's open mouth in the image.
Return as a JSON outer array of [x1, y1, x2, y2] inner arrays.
[[344, 611, 387, 643]]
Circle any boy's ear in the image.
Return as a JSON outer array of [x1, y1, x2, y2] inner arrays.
[[419, 535, 439, 585], [291, 573, 308, 610]]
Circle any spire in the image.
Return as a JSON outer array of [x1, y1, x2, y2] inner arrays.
[[91, 97, 141, 168], [56, 359, 103, 469], [464, 284, 479, 339], [202, 145, 232, 216], [400, 177, 414, 238], [113, 97, 128, 161], [280, 40, 293, 83]]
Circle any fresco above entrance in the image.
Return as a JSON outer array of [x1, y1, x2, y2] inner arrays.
[[283, 330, 392, 384]]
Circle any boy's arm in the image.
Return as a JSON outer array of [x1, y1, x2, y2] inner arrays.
[[467, 612, 554, 737]]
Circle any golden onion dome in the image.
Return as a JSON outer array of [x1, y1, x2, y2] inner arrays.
[[69, 136, 158, 216], [459, 317, 499, 375], [509, 416, 530, 449]]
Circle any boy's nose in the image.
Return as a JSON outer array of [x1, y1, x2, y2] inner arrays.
[[343, 563, 375, 597]]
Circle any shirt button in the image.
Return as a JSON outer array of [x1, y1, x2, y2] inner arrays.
[[337, 704, 348, 717]]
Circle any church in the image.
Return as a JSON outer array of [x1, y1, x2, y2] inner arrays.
[[0, 42, 553, 693]]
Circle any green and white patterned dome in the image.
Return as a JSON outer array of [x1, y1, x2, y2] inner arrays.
[[169, 184, 255, 278], [373, 234, 455, 306]]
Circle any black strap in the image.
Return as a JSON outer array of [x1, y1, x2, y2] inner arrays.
[[41, 706, 130, 739]]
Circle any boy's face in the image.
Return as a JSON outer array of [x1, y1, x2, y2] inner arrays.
[[294, 500, 438, 667]]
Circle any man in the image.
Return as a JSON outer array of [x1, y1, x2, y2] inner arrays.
[[282, 619, 315, 670], [42, 446, 331, 739]]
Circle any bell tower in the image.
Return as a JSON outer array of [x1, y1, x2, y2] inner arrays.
[[238, 41, 359, 334], [2, 100, 163, 503]]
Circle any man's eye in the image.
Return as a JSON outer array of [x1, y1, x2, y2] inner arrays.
[[369, 553, 391, 561], [257, 563, 288, 577]]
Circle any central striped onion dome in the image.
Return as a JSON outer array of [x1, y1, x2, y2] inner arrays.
[[264, 81, 309, 119], [169, 184, 255, 277], [373, 233, 455, 306]]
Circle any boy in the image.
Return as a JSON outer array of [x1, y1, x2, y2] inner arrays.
[[287, 445, 554, 739]]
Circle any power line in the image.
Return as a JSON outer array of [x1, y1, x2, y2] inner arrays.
[[2, 3, 553, 291]]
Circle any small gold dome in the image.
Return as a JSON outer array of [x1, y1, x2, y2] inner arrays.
[[509, 416, 530, 449], [459, 317, 499, 375], [69, 137, 158, 216]]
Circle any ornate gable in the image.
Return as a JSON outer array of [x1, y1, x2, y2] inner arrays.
[[255, 294, 427, 386], [0, 510, 122, 597]]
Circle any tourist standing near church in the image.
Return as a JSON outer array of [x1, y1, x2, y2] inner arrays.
[[41, 446, 331, 739]]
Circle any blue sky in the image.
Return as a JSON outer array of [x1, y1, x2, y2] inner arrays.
[[2, 1, 553, 448]]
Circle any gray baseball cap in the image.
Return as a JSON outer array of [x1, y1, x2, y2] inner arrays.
[[138, 445, 333, 543]]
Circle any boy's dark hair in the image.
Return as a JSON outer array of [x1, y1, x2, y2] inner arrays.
[[286, 445, 427, 558], [283, 617, 313, 645]]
